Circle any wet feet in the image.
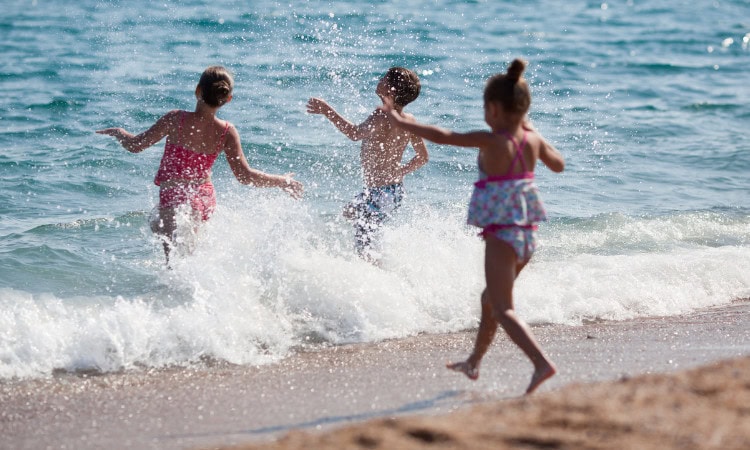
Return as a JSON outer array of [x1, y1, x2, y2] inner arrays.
[[525, 363, 556, 395], [446, 360, 479, 381]]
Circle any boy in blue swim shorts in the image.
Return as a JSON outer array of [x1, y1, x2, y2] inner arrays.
[[307, 67, 429, 262], [345, 183, 405, 257]]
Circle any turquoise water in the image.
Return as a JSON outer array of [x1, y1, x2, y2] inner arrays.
[[1, 0, 749, 379]]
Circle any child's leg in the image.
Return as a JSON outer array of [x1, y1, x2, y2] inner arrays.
[[447, 290, 497, 380], [150, 207, 177, 264], [484, 236, 556, 394], [344, 192, 378, 261]]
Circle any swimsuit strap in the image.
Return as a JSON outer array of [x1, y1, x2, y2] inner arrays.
[[500, 129, 528, 175], [216, 121, 230, 152]]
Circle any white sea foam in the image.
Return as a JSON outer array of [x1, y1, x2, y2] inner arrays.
[[1, 192, 748, 379]]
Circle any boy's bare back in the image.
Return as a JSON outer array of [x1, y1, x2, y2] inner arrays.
[[358, 109, 422, 187], [306, 95, 427, 189]]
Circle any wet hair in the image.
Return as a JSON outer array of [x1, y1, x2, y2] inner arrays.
[[483, 59, 530, 115], [384, 67, 421, 107], [198, 66, 234, 107]]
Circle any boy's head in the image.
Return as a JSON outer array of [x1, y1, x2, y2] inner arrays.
[[484, 59, 530, 116], [198, 66, 234, 107], [380, 67, 421, 107]]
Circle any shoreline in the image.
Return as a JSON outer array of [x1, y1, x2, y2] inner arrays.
[[1, 300, 749, 450]]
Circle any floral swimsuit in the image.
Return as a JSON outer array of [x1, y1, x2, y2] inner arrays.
[[466, 130, 547, 262]]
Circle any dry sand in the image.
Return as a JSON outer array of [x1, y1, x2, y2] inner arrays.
[[1, 300, 749, 450], [230, 356, 750, 450]]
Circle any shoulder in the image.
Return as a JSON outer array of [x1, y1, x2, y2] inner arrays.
[[369, 108, 389, 122], [400, 111, 416, 121], [222, 121, 240, 143], [157, 110, 183, 127], [220, 118, 234, 130], [149, 110, 182, 134], [523, 129, 545, 149], [164, 109, 183, 120], [222, 120, 238, 135]]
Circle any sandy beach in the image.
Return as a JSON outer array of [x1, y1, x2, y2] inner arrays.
[[1, 300, 749, 450], [234, 355, 750, 450]]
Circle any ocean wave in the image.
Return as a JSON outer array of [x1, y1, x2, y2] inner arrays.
[[683, 102, 742, 112], [1, 201, 748, 380], [545, 209, 750, 257]]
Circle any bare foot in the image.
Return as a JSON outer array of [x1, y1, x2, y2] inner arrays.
[[446, 361, 479, 381], [525, 363, 556, 395]]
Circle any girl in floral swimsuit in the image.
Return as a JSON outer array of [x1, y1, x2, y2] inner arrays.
[[383, 59, 565, 395], [97, 66, 303, 263]]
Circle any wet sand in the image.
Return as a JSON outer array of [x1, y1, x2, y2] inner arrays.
[[1, 300, 749, 450]]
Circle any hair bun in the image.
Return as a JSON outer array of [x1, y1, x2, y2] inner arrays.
[[506, 59, 527, 83], [213, 80, 230, 94], [198, 66, 234, 107]]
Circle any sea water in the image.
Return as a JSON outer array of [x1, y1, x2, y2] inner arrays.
[[1, 0, 748, 379]]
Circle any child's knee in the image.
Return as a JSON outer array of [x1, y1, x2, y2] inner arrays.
[[149, 215, 165, 234], [150, 208, 176, 235], [491, 307, 515, 325]]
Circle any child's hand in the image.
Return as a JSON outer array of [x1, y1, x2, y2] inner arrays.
[[306, 98, 330, 115], [96, 128, 126, 138], [281, 173, 304, 199]]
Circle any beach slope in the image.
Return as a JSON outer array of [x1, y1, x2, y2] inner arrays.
[[235, 355, 750, 450]]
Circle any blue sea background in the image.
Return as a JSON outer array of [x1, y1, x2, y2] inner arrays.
[[1, 0, 748, 379]]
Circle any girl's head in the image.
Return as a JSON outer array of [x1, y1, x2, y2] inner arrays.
[[378, 67, 421, 107], [483, 59, 530, 117], [197, 66, 234, 107]]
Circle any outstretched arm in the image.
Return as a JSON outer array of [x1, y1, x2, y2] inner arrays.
[[96, 110, 176, 153], [388, 112, 493, 148], [383, 107, 493, 148], [306, 97, 373, 141], [223, 127, 303, 198]]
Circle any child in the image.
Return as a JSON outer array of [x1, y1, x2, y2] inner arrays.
[[97, 66, 303, 264], [382, 59, 565, 394], [306, 67, 428, 262]]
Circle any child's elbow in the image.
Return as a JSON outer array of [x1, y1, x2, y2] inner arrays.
[[541, 148, 565, 173], [125, 144, 145, 153], [238, 173, 259, 186]]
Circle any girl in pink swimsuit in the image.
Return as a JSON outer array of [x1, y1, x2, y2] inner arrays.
[[383, 59, 565, 395], [97, 66, 303, 263]]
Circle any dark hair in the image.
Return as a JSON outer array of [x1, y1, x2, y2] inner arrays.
[[384, 67, 421, 107], [483, 59, 530, 115], [198, 66, 234, 107]]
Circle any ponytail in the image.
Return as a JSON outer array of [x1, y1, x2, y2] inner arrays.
[[483, 58, 531, 115]]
